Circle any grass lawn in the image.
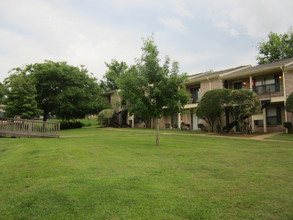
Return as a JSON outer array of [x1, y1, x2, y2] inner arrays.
[[266, 133, 293, 141], [0, 128, 293, 219]]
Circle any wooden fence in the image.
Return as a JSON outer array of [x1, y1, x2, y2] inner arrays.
[[0, 118, 60, 138]]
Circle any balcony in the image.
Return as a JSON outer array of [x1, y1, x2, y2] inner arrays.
[[188, 94, 201, 104], [253, 84, 278, 94]]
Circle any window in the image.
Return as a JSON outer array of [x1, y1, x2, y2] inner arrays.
[[266, 107, 282, 125], [190, 88, 200, 103], [253, 75, 280, 94]]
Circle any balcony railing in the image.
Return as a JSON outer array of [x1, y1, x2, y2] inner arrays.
[[253, 84, 278, 94]]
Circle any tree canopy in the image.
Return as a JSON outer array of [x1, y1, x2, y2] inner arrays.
[[0, 82, 6, 105], [195, 88, 231, 132], [257, 29, 293, 64], [226, 89, 261, 133], [6, 61, 110, 121], [117, 36, 189, 145], [100, 60, 128, 92], [196, 89, 261, 133], [4, 73, 41, 119]]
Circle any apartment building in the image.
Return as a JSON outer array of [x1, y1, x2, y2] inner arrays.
[[105, 57, 293, 133], [220, 57, 293, 133], [161, 57, 293, 133]]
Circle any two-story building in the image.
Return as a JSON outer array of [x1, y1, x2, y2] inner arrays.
[[104, 57, 293, 133], [219, 57, 293, 133], [164, 57, 293, 133]]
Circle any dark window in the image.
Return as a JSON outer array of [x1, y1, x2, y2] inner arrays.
[[190, 88, 199, 103], [254, 120, 263, 126], [234, 82, 242, 90], [267, 107, 282, 125], [253, 75, 281, 94]]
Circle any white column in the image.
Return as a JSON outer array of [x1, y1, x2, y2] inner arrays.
[[263, 108, 267, 133], [131, 114, 135, 128], [249, 76, 253, 90], [178, 113, 181, 129]]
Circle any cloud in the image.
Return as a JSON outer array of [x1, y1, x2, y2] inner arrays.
[[172, 0, 194, 19], [158, 17, 188, 33], [0, 0, 143, 81], [208, 0, 293, 37]]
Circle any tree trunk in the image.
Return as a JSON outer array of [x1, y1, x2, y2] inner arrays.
[[43, 110, 48, 122], [156, 118, 160, 146]]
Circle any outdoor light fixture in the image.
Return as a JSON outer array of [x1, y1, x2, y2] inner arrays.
[[278, 75, 282, 79], [243, 81, 247, 85]]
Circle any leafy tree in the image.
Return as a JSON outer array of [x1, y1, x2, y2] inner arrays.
[[100, 60, 128, 91], [286, 92, 293, 112], [10, 61, 110, 121], [117, 36, 189, 145], [226, 89, 261, 133], [257, 29, 293, 64], [4, 73, 41, 119], [0, 82, 7, 104], [196, 88, 231, 132], [97, 109, 114, 127]]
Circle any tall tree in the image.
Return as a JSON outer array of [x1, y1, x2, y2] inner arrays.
[[257, 29, 293, 64], [0, 82, 6, 104], [100, 60, 128, 91], [4, 73, 41, 119], [117, 36, 189, 145], [10, 61, 109, 121]]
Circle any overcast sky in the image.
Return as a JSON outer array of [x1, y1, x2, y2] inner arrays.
[[0, 0, 292, 82]]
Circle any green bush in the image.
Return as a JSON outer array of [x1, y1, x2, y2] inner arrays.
[[60, 121, 85, 130], [97, 109, 114, 127], [284, 122, 292, 134]]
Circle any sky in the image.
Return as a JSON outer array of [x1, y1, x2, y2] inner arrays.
[[0, 0, 293, 82]]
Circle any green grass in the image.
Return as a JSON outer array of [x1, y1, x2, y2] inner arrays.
[[266, 133, 293, 141], [1, 128, 293, 219]]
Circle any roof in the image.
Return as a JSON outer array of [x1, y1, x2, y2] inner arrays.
[[186, 65, 250, 84], [220, 57, 293, 79], [285, 61, 293, 70]]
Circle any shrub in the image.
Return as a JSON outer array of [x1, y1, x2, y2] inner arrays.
[[284, 122, 292, 134], [60, 121, 84, 130], [97, 109, 114, 127]]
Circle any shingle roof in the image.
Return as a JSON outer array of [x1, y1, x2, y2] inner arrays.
[[220, 57, 293, 79], [187, 65, 250, 82]]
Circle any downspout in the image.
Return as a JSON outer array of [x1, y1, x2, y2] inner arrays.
[[281, 66, 288, 133], [249, 75, 255, 133]]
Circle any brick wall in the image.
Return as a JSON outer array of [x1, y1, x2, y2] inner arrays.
[[285, 70, 293, 98], [211, 78, 223, 90]]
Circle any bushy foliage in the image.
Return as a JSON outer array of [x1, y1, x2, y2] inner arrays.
[[117, 36, 189, 145], [286, 92, 293, 112], [97, 109, 114, 127], [6, 61, 110, 121], [225, 89, 261, 133], [60, 121, 84, 130], [4, 73, 41, 119], [196, 89, 231, 132], [196, 89, 261, 133], [100, 60, 128, 92], [257, 29, 293, 64]]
